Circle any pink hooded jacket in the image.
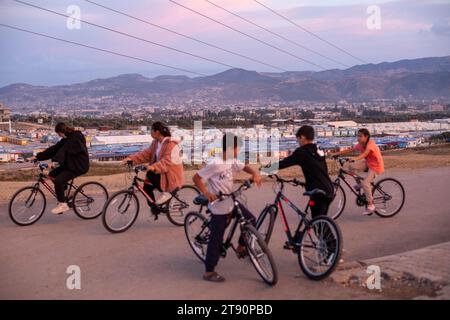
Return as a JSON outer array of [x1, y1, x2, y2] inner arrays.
[[128, 138, 184, 192]]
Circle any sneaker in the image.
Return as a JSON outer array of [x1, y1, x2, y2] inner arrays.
[[363, 204, 376, 215], [154, 192, 172, 205], [51, 202, 70, 215]]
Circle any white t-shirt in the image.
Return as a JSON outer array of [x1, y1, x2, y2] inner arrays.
[[198, 159, 245, 215]]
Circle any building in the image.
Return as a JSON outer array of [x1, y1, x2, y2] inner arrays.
[[0, 103, 11, 122]]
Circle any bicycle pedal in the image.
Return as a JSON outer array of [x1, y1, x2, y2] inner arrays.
[[283, 242, 295, 250]]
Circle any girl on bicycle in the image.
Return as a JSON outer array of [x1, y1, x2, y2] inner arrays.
[[122, 122, 184, 217], [28, 122, 89, 214], [330, 128, 384, 215]]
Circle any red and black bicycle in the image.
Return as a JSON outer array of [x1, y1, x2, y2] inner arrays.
[[101, 161, 200, 233], [8, 161, 109, 226]]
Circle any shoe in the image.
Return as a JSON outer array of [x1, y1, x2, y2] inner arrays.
[[51, 202, 70, 215], [363, 204, 376, 215], [154, 192, 172, 205]]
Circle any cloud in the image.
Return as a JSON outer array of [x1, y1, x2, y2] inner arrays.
[[431, 18, 450, 36]]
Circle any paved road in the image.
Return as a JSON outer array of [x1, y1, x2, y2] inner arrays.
[[1, 167, 449, 299]]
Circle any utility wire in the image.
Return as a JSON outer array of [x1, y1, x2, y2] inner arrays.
[[252, 0, 367, 64], [168, 0, 327, 70], [84, 0, 287, 72], [14, 0, 236, 70], [0, 23, 205, 76], [204, 0, 350, 68]]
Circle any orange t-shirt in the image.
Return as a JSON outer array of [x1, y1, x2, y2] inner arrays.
[[354, 140, 384, 174]]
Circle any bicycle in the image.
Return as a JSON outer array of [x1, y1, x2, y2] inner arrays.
[[101, 161, 200, 233], [329, 157, 405, 220], [8, 161, 109, 226], [184, 180, 278, 286], [255, 173, 342, 280]]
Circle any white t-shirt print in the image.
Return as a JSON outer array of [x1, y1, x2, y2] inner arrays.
[[198, 159, 245, 215]]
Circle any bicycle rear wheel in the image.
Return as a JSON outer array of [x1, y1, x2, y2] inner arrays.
[[372, 178, 405, 218], [298, 216, 342, 280], [329, 183, 346, 220], [242, 224, 278, 286], [9, 186, 46, 226], [72, 182, 109, 219], [166, 185, 200, 226], [184, 211, 210, 262], [102, 190, 139, 233], [255, 204, 277, 244]]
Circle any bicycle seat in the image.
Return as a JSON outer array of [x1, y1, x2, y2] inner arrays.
[[303, 189, 326, 197], [193, 195, 209, 206]]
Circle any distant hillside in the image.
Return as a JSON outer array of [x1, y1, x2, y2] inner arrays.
[[1, 56, 449, 109]]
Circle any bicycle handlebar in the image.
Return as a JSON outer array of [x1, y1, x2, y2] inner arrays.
[[217, 180, 253, 200]]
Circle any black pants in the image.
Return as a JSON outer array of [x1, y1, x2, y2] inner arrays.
[[143, 170, 162, 210], [310, 194, 332, 219], [49, 167, 79, 203], [205, 202, 256, 273]]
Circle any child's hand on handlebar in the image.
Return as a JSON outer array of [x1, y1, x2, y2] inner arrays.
[[205, 191, 217, 203], [121, 157, 133, 166]]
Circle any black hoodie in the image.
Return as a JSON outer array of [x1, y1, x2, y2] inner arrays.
[[36, 131, 89, 175], [276, 143, 334, 199]]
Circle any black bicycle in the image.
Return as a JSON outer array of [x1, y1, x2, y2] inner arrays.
[[255, 173, 342, 280], [102, 162, 200, 233], [9, 161, 108, 226], [329, 157, 405, 220], [184, 180, 278, 286]]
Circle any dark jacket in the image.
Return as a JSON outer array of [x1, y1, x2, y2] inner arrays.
[[36, 131, 89, 175], [276, 143, 334, 199]]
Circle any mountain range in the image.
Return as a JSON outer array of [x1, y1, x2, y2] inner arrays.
[[1, 56, 449, 109]]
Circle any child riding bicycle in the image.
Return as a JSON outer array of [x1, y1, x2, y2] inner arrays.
[[330, 128, 384, 215], [192, 133, 262, 282]]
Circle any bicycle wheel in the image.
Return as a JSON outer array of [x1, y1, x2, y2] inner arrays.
[[72, 182, 109, 219], [372, 178, 405, 218], [9, 186, 46, 226], [241, 224, 278, 286], [184, 211, 210, 262], [102, 190, 139, 233], [329, 183, 346, 220], [298, 216, 342, 280], [166, 185, 200, 226], [255, 204, 277, 244]]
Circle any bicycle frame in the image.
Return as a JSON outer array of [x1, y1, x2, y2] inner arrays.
[[265, 178, 314, 251], [335, 167, 366, 199], [34, 171, 76, 201]]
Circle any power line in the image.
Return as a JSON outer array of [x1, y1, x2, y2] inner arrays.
[[84, 0, 287, 72], [168, 0, 327, 70], [0, 23, 205, 76], [204, 0, 350, 69], [14, 0, 236, 70], [252, 0, 367, 64]]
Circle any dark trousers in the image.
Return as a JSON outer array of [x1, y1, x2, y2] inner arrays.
[[49, 167, 78, 203], [310, 194, 332, 219], [205, 202, 256, 273], [143, 170, 162, 209]]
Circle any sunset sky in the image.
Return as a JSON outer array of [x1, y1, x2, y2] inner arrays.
[[1, 0, 449, 86]]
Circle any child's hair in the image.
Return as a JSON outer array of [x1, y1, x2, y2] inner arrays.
[[222, 133, 242, 151], [151, 121, 171, 137], [296, 125, 315, 141], [54, 122, 75, 135], [358, 128, 370, 140]]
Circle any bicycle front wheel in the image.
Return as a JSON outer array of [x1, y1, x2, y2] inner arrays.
[[73, 182, 109, 219], [372, 178, 405, 218], [184, 211, 210, 262], [298, 216, 342, 280], [329, 183, 346, 220], [242, 224, 278, 286], [167, 185, 200, 226], [9, 186, 46, 226], [102, 190, 139, 233]]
